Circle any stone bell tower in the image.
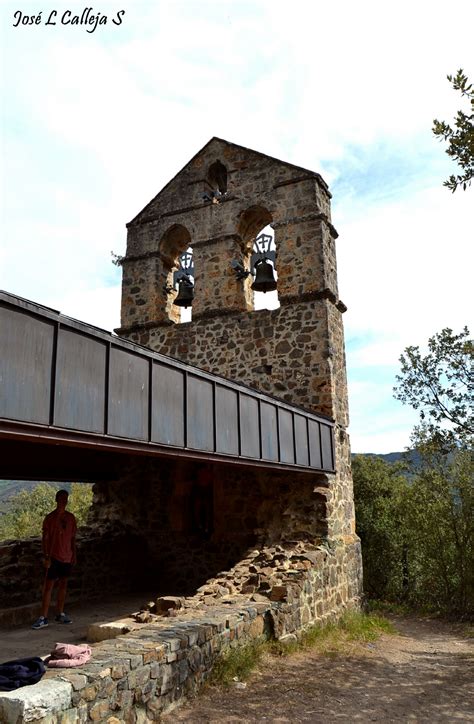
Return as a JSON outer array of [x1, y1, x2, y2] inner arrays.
[[117, 138, 361, 596]]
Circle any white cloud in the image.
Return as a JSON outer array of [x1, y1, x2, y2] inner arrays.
[[1, 0, 473, 453], [51, 285, 122, 333], [347, 379, 419, 452], [347, 341, 404, 368], [338, 185, 473, 344], [338, 182, 472, 451], [350, 429, 414, 455]]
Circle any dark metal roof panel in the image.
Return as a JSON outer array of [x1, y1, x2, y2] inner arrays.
[[0, 290, 335, 474]]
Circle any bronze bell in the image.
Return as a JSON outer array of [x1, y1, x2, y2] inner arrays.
[[251, 259, 277, 293], [173, 277, 194, 307]]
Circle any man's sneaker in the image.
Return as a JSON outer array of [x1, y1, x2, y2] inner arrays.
[[32, 616, 48, 629], [55, 612, 72, 624]]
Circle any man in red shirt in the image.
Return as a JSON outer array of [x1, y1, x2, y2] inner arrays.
[[32, 489, 77, 629]]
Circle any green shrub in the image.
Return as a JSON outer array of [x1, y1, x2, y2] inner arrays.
[[210, 611, 394, 685]]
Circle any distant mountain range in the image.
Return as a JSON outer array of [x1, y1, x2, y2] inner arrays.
[[352, 451, 420, 465]]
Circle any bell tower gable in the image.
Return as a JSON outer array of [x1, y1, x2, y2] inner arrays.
[[121, 138, 341, 333]]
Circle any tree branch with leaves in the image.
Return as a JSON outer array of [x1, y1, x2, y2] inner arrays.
[[394, 327, 473, 448], [433, 69, 474, 192]]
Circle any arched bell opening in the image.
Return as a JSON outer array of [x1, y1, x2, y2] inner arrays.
[[173, 247, 194, 322], [160, 225, 194, 323], [237, 206, 280, 312], [251, 224, 280, 311]]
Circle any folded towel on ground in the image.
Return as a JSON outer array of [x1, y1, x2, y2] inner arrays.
[[0, 657, 46, 691], [46, 642, 92, 668]]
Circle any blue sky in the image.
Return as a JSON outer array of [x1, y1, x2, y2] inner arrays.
[[1, 0, 472, 452]]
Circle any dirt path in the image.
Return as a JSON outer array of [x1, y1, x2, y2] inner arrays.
[[162, 616, 473, 723]]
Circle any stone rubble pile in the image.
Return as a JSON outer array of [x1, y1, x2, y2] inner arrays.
[[134, 541, 331, 620]]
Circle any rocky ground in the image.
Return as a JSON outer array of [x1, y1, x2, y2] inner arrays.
[[162, 615, 474, 723]]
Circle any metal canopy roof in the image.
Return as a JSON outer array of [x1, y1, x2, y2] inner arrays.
[[0, 291, 335, 478]]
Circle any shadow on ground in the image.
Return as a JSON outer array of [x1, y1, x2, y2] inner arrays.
[[0, 593, 154, 661]]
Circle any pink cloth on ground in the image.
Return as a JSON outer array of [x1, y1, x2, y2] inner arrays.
[[47, 643, 92, 668]]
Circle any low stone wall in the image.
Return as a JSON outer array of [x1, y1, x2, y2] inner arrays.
[[0, 539, 362, 723], [0, 530, 148, 627], [0, 601, 269, 724], [0, 537, 43, 613]]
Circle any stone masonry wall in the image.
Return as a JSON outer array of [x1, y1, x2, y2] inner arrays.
[[121, 299, 355, 545], [0, 529, 146, 627], [0, 540, 361, 723], [118, 139, 337, 335], [87, 457, 330, 595], [132, 298, 346, 423], [112, 137, 362, 620]]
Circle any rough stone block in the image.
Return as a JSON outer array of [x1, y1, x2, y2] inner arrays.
[[164, 637, 182, 653], [177, 659, 189, 684], [160, 664, 176, 695], [56, 673, 87, 692], [184, 629, 199, 646], [270, 585, 288, 601], [87, 621, 132, 643], [0, 679, 72, 723], [111, 663, 129, 680], [247, 615, 265, 638], [156, 596, 183, 613], [134, 679, 157, 706], [115, 689, 133, 710], [89, 699, 110, 721], [81, 685, 98, 702], [59, 708, 79, 724], [134, 666, 151, 688]]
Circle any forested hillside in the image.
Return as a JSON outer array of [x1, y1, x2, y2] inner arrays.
[[0, 480, 69, 510], [0, 482, 93, 540]]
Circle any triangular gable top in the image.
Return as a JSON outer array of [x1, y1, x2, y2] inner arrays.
[[127, 137, 329, 226]]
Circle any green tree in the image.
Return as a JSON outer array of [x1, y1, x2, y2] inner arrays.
[[395, 327, 473, 615], [394, 327, 473, 449], [352, 455, 409, 600], [67, 483, 94, 524], [405, 448, 473, 614], [433, 69, 474, 191], [355, 326, 474, 616], [353, 450, 474, 615], [0, 483, 57, 540], [0, 482, 93, 542]]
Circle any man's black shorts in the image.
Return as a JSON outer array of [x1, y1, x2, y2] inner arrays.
[[46, 558, 72, 580]]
